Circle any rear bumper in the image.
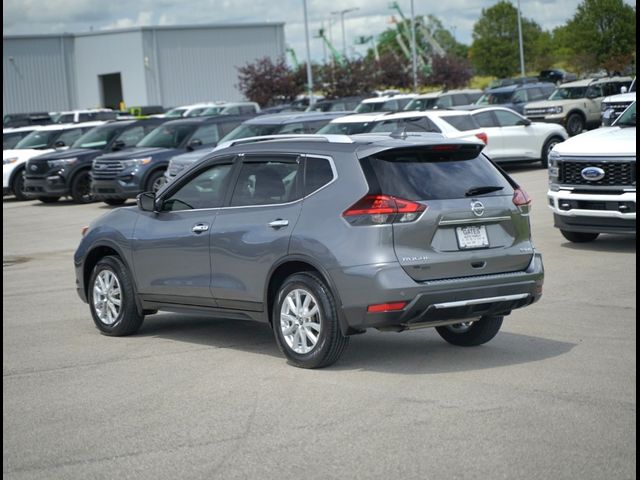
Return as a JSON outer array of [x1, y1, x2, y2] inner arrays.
[[331, 253, 544, 331]]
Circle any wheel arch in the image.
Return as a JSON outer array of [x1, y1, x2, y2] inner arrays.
[[83, 242, 143, 315], [264, 255, 353, 336]]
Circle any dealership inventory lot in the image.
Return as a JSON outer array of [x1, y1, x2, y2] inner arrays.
[[3, 166, 636, 480]]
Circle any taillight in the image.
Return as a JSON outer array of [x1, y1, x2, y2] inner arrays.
[[475, 132, 488, 145], [343, 194, 427, 225], [513, 187, 531, 213], [513, 187, 531, 206]]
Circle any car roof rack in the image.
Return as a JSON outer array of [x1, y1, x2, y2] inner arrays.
[[215, 134, 354, 151]]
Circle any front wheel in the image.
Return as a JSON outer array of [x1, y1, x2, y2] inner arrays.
[[70, 170, 94, 203], [560, 230, 599, 243], [540, 136, 563, 168], [11, 168, 27, 201], [146, 170, 166, 193], [273, 272, 349, 368], [436, 315, 503, 346], [88, 256, 144, 336]]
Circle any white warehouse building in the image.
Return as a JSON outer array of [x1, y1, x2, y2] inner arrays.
[[3, 23, 285, 115]]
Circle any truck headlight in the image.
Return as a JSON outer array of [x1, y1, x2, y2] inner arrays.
[[548, 151, 560, 179], [548, 106, 563, 114]]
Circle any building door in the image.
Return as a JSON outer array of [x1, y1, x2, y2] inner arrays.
[[99, 73, 123, 110]]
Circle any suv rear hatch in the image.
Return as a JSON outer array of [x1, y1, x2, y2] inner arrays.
[[356, 144, 534, 281]]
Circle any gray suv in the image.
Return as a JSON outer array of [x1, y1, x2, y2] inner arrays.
[[74, 134, 544, 368]]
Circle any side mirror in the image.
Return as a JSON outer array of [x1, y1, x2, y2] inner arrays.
[[187, 138, 203, 150], [517, 118, 532, 126], [137, 191, 157, 212], [620, 86, 628, 94], [112, 139, 126, 151], [54, 140, 66, 148]]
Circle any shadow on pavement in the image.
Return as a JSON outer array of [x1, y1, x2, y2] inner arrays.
[[561, 235, 636, 253], [138, 313, 576, 375]]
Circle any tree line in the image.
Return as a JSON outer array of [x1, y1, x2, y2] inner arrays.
[[237, 0, 636, 105]]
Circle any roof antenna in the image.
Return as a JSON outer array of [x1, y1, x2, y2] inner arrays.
[[390, 127, 407, 140]]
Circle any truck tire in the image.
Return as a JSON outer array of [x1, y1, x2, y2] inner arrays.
[[560, 230, 599, 243], [566, 113, 584, 136]]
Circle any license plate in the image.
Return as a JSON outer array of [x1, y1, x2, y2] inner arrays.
[[456, 225, 489, 249]]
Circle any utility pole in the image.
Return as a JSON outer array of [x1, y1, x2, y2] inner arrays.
[[331, 8, 358, 58], [410, 0, 418, 92], [302, 0, 314, 106], [516, 0, 525, 76]]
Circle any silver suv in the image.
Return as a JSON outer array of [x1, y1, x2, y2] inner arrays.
[[74, 133, 544, 368]]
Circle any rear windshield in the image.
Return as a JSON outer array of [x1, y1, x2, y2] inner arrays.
[[361, 150, 512, 201], [317, 122, 377, 135], [440, 115, 479, 131], [220, 123, 281, 141]]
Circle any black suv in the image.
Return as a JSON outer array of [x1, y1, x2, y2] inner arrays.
[[24, 119, 167, 204], [91, 115, 251, 205], [3, 112, 53, 128]]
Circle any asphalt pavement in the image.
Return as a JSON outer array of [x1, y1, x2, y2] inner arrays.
[[3, 165, 636, 480]]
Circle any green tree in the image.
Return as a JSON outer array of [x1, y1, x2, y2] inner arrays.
[[560, 0, 636, 74], [470, 1, 549, 77]]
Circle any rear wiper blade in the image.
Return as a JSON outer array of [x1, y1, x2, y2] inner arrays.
[[465, 185, 505, 197]]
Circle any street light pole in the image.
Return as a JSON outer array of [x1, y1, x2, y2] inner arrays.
[[410, 0, 417, 93], [331, 8, 358, 58], [302, 0, 314, 106], [516, 0, 525, 76]]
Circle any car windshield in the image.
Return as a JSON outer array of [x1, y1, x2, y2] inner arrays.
[[200, 107, 225, 115], [137, 124, 195, 148], [404, 98, 438, 111], [72, 125, 122, 149], [317, 122, 377, 135], [3, 131, 29, 150], [549, 86, 587, 100], [355, 102, 385, 113], [14, 130, 60, 149], [613, 102, 636, 127], [475, 91, 513, 105], [220, 123, 282, 142]]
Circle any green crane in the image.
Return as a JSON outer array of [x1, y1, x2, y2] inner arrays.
[[286, 47, 299, 69], [317, 28, 345, 67]]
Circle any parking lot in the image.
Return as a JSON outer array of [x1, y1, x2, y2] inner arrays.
[[3, 165, 636, 479]]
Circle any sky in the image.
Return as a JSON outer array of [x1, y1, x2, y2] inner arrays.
[[3, 0, 637, 64]]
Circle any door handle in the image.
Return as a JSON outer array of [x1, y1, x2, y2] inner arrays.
[[268, 219, 289, 229], [192, 223, 209, 234]]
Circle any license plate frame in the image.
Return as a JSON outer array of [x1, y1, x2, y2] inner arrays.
[[455, 225, 489, 250]]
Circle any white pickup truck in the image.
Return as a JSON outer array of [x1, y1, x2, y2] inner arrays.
[[547, 101, 636, 242]]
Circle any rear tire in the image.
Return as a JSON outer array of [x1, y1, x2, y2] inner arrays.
[[272, 272, 349, 368], [11, 168, 27, 201], [104, 198, 127, 206], [436, 315, 503, 346], [540, 136, 563, 168], [38, 197, 60, 203], [560, 230, 599, 243], [566, 113, 584, 136], [70, 170, 94, 204], [88, 255, 144, 336]]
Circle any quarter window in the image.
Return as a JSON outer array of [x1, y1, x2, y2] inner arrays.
[[162, 163, 234, 211], [230, 158, 301, 206], [304, 157, 334, 195]]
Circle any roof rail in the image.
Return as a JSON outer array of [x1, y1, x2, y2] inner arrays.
[[215, 134, 354, 151]]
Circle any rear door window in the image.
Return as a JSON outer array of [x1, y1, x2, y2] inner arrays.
[[361, 151, 512, 201], [230, 157, 302, 206], [494, 110, 522, 127], [473, 111, 499, 128], [440, 115, 479, 131]]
